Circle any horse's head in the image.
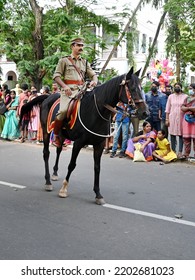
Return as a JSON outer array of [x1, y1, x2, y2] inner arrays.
[[119, 67, 149, 120]]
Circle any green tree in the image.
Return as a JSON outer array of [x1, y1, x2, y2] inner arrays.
[[165, 0, 195, 81], [0, 0, 120, 89]]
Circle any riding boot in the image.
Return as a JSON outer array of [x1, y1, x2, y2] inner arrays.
[[52, 119, 63, 148]]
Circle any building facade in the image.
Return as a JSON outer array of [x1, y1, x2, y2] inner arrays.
[[0, 54, 18, 89]]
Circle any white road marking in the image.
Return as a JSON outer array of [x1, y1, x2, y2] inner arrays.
[[1, 180, 194, 228], [103, 203, 195, 228], [0, 181, 26, 189]]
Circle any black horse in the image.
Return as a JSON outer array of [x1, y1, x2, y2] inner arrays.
[[20, 67, 148, 204]]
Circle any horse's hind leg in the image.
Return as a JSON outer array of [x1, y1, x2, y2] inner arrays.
[[51, 139, 64, 181], [43, 131, 53, 191], [58, 140, 83, 198], [93, 142, 106, 205]]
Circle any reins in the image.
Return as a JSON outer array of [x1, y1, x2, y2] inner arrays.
[[78, 84, 128, 137], [78, 101, 116, 137], [77, 76, 142, 138], [94, 94, 110, 121]]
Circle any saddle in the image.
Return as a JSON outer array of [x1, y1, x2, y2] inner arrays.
[[47, 98, 80, 133], [47, 83, 88, 133]]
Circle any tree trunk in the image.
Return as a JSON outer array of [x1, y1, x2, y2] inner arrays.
[[29, 0, 44, 60], [175, 26, 181, 82], [29, 0, 44, 90], [141, 11, 167, 79], [100, 0, 144, 75]]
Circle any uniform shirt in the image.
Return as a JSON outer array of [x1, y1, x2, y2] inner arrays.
[[53, 54, 96, 90]]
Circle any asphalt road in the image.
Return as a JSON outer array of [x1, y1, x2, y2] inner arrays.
[[0, 140, 195, 260]]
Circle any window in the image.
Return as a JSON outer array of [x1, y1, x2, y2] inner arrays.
[[102, 30, 118, 59], [149, 37, 152, 48], [8, 75, 13, 81]]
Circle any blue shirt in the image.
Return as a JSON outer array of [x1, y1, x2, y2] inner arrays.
[[159, 93, 168, 121], [115, 103, 130, 123], [145, 91, 162, 121]]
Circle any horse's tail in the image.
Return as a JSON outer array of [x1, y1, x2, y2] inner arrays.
[[19, 94, 49, 126]]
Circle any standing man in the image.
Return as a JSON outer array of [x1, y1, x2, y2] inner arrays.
[[110, 102, 131, 158], [159, 84, 173, 138], [145, 81, 162, 132], [52, 38, 98, 147], [51, 82, 60, 94]]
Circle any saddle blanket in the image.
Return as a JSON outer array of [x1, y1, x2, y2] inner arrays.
[[47, 98, 80, 133]]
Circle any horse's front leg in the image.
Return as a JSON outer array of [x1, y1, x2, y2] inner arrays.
[[58, 140, 83, 198], [93, 142, 105, 205]]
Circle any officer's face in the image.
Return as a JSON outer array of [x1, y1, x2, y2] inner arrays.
[[72, 43, 84, 55]]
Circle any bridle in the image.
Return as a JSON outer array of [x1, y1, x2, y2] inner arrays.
[[119, 77, 144, 107]]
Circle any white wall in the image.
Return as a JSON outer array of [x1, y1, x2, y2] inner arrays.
[[0, 55, 18, 89], [96, 2, 167, 74]]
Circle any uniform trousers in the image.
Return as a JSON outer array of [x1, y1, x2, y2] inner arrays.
[[57, 89, 78, 121]]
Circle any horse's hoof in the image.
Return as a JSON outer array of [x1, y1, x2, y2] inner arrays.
[[45, 184, 53, 191], [58, 190, 68, 198], [51, 174, 58, 181], [58, 179, 68, 198], [95, 198, 106, 205]]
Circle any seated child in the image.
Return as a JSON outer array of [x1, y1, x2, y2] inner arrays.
[[153, 129, 177, 163]]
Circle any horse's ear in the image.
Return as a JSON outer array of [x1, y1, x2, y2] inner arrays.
[[135, 68, 142, 77], [126, 67, 134, 79]]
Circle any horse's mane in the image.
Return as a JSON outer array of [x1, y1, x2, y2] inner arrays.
[[93, 72, 141, 102], [91, 75, 123, 104], [97, 75, 123, 93]]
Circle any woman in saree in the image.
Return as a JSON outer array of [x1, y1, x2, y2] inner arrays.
[[125, 121, 156, 161], [181, 83, 195, 158], [1, 90, 20, 140]]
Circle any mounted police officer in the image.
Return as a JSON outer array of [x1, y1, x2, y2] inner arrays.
[[52, 37, 98, 147]]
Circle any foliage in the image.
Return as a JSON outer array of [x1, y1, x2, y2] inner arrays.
[[1, 0, 194, 89], [165, 0, 195, 72], [126, 19, 138, 68], [98, 68, 119, 83], [0, 0, 121, 89]]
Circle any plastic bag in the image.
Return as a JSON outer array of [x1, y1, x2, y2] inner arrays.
[[133, 143, 146, 162]]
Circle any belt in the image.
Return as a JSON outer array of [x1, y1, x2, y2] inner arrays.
[[64, 80, 84, 85]]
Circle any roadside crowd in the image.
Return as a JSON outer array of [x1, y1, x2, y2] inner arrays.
[[0, 81, 195, 163], [105, 81, 195, 163], [0, 82, 71, 146]]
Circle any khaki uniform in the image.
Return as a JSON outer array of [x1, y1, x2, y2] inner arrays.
[[53, 54, 96, 120]]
